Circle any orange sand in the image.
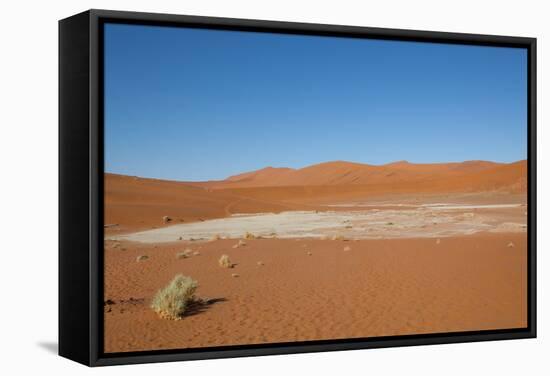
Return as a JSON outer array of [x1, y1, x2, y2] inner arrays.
[[104, 233, 526, 352], [103, 160, 527, 353]]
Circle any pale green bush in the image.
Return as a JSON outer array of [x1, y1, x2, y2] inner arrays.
[[151, 275, 198, 320]]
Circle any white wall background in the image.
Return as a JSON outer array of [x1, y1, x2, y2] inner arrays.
[[0, 0, 547, 374]]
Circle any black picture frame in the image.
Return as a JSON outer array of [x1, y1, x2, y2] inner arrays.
[[59, 9, 537, 367]]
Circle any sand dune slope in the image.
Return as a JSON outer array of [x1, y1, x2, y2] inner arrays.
[[104, 174, 311, 234], [105, 160, 526, 232], [201, 160, 524, 191]]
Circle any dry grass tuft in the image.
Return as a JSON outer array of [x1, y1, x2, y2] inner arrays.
[[210, 234, 222, 242], [176, 249, 192, 259], [219, 254, 233, 268], [136, 255, 149, 262], [244, 232, 256, 240], [232, 239, 247, 248], [151, 275, 198, 320]]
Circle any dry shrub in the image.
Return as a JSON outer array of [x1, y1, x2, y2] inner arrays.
[[176, 249, 192, 259], [233, 239, 247, 248], [219, 254, 233, 268], [244, 232, 256, 240], [151, 275, 198, 320]]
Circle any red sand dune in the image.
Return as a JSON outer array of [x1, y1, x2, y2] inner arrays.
[[104, 174, 311, 233], [201, 160, 520, 188], [105, 160, 526, 232], [103, 159, 528, 353]]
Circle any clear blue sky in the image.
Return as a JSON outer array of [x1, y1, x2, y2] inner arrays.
[[104, 23, 527, 181]]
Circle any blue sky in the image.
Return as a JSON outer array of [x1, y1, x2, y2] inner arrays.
[[104, 23, 527, 181]]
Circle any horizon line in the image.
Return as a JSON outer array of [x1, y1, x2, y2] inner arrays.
[[105, 158, 527, 184]]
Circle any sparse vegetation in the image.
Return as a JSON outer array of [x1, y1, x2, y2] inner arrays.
[[244, 232, 256, 240], [176, 250, 191, 259], [219, 254, 233, 268], [151, 275, 198, 320], [136, 255, 149, 262], [233, 239, 247, 248]]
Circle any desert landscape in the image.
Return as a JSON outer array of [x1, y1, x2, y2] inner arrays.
[[103, 159, 527, 353], [101, 22, 529, 354]]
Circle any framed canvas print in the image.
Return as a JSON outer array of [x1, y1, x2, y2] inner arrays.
[[59, 9, 537, 366]]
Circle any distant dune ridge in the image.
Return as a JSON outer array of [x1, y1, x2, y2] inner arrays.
[[104, 159, 526, 234], [200, 159, 526, 192]]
